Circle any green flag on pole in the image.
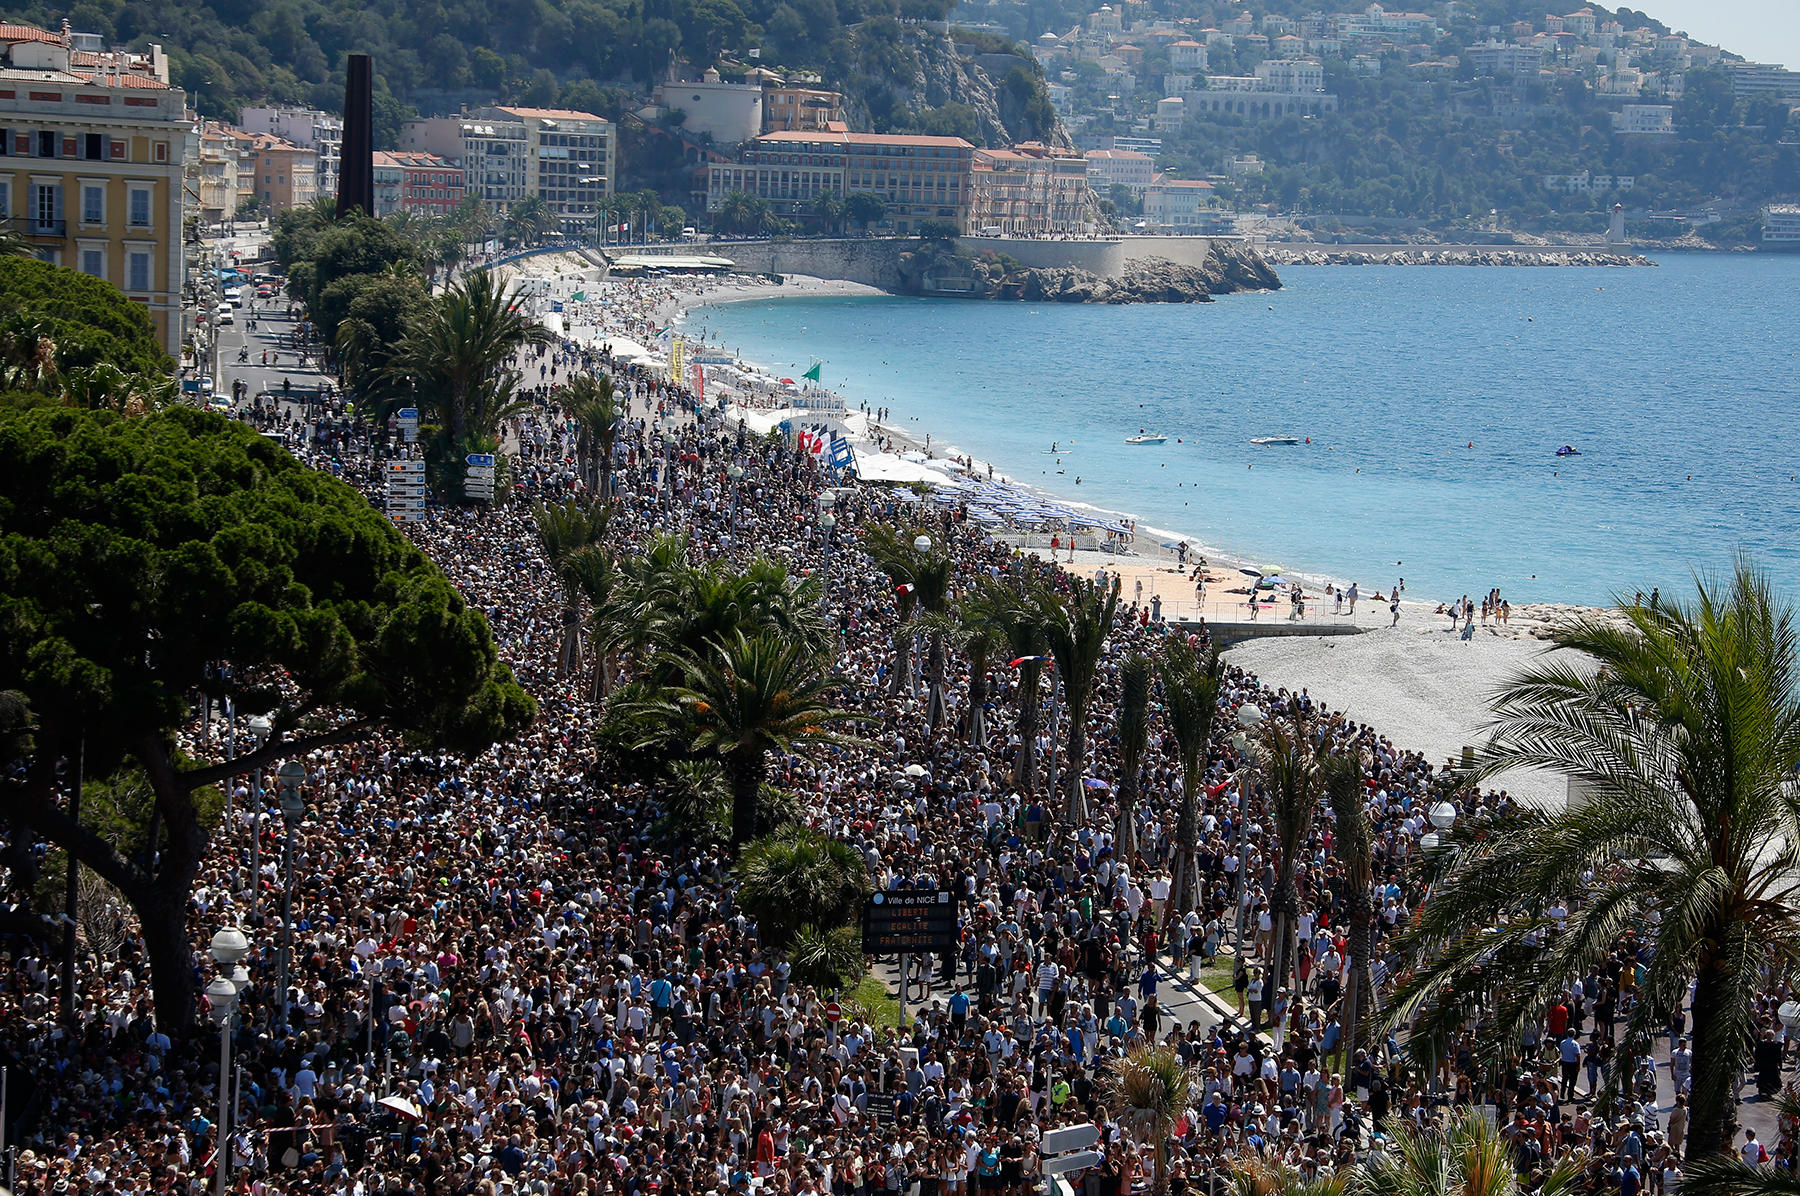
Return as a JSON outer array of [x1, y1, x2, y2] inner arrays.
[[571, 291, 586, 301], [802, 362, 822, 382]]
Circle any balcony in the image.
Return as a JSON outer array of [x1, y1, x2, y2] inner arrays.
[[12, 217, 67, 238]]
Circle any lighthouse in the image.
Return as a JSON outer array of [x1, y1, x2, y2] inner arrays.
[[1608, 202, 1626, 245]]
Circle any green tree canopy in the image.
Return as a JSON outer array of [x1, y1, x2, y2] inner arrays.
[[0, 258, 171, 381], [0, 405, 534, 1028]]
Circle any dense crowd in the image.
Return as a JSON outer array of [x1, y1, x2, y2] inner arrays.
[[2, 302, 1793, 1196]]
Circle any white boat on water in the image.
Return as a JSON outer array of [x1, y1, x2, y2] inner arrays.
[[1250, 435, 1302, 446], [1123, 433, 1167, 445]]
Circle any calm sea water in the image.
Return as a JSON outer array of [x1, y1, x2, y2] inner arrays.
[[692, 253, 1800, 606]]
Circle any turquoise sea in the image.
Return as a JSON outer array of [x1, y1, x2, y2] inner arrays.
[[690, 253, 1800, 606]]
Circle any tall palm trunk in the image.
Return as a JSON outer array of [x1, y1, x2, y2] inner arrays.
[[1170, 771, 1199, 916], [1116, 747, 1142, 860], [926, 631, 948, 734], [1686, 943, 1746, 1159], [887, 606, 916, 695], [1267, 861, 1298, 1029], [1014, 665, 1042, 795], [726, 745, 768, 848], [1063, 697, 1091, 823], [966, 649, 989, 744], [557, 595, 584, 675], [1340, 874, 1376, 1067]]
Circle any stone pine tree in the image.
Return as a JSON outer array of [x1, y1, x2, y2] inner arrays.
[[0, 406, 535, 1031]]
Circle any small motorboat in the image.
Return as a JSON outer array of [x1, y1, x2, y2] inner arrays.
[[1251, 435, 1302, 446], [1123, 433, 1167, 445], [1556, 445, 1581, 456]]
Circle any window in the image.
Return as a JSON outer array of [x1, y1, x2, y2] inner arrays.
[[82, 184, 102, 225], [0, 128, 7, 156], [85, 133, 103, 160], [37, 130, 55, 158], [80, 247, 102, 277], [128, 186, 150, 228], [127, 251, 150, 292], [0, 181, 7, 217], [32, 183, 61, 232]]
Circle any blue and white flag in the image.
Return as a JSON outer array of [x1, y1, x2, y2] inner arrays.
[[829, 434, 854, 470]]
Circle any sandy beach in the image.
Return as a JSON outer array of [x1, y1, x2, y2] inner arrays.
[[510, 260, 1610, 793]]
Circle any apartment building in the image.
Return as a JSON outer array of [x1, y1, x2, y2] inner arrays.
[[372, 150, 464, 217], [238, 105, 341, 200], [196, 120, 239, 225], [0, 21, 191, 355], [403, 106, 613, 227], [1084, 147, 1155, 195], [762, 85, 846, 133], [707, 129, 975, 234], [969, 142, 1092, 235], [1142, 173, 1224, 231], [240, 132, 316, 213]]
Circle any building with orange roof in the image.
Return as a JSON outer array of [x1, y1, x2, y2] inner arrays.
[[402, 104, 612, 231], [242, 132, 316, 214], [373, 150, 464, 217], [0, 20, 192, 355], [969, 142, 1092, 236], [706, 129, 976, 234]]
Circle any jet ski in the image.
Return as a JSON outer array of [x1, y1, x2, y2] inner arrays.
[[1556, 445, 1581, 456]]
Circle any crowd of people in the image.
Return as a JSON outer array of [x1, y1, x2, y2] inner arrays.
[[2, 289, 1793, 1196]]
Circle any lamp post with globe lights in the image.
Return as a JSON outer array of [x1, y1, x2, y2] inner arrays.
[[818, 497, 837, 618], [727, 464, 744, 536], [208, 926, 250, 1196], [274, 760, 307, 1026], [243, 715, 272, 915]]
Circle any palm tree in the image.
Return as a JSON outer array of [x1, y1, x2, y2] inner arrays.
[[1041, 574, 1119, 822], [1159, 636, 1224, 916], [635, 632, 862, 845], [1115, 655, 1154, 858], [503, 196, 557, 246], [564, 373, 623, 501], [955, 586, 1013, 746], [1360, 1106, 1585, 1196], [390, 269, 551, 452], [1228, 1155, 1350, 1196], [0, 226, 35, 258], [1682, 1090, 1800, 1196], [0, 320, 59, 393], [862, 524, 950, 700], [1380, 561, 1800, 1159], [735, 827, 869, 948], [566, 543, 622, 698], [1107, 1043, 1196, 1196], [1325, 751, 1375, 1067], [533, 500, 610, 675], [980, 578, 1053, 797], [1259, 710, 1325, 1029]]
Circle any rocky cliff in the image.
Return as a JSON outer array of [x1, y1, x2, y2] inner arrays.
[[894, 241, 1282, 304], [845, 28, 1064, 148]]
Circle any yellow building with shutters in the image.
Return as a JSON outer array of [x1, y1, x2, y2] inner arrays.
[[0, 22, 191, 356]]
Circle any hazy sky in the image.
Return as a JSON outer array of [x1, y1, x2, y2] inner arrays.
[[1641, 0, 1800, 68]]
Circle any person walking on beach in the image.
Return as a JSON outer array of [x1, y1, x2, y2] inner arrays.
[[1347, 582, 1359, 614], [1390, 593, 1401, 627]]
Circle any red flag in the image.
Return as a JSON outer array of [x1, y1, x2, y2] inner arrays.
[[1008, 655, 1050, 667], [895, 583, 916, 595]]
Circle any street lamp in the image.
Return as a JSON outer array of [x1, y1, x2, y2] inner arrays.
[[208, 927, 249, 1196], [914, 533, 932, 553], [243, 716, 271, 912], [1780, 1002, 1800, 1075], [274, 760, 307, 1026], [818, 496, 837, 618], [1229, 703, 1266, 960], [727, 464, 744, 536], [1428, 800, 1458, 831]]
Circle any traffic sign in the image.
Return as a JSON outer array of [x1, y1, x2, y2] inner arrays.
[[860, 889, 957, 955], [390, 510, 426, 523], [387, 461, 425, 473], [1040, 1153, 1103, 1178], [1041, 1125, 1100, 1156], [387, 483, 426, 496], [386, 498, 426, 512], [466, 453, 495, 467], [825, 1001, 842, 1023], [396, 408, 418, 420], [864, 1092, 896, 1125]]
